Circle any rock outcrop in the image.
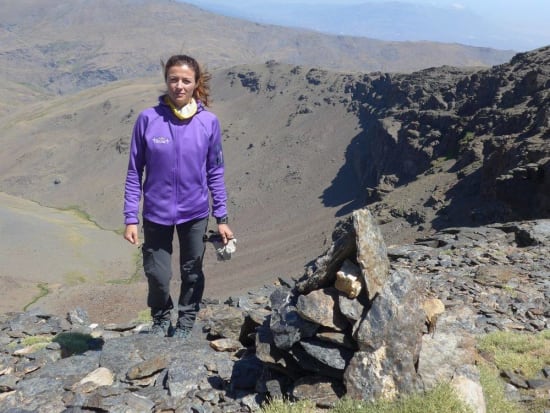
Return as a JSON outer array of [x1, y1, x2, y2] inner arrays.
[[349, 46, 550, 228]]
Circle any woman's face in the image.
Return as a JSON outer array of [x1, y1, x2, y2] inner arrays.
[[165, 64, 197, 108]]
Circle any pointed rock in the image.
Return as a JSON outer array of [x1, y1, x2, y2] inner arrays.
[[353, 208, 390, 300]]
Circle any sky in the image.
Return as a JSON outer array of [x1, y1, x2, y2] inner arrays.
[[184, 0, 550, 14], [370, 0, 550, 41], [180, 0, 550, 51]]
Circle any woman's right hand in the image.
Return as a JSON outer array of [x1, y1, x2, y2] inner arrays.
[[124, 224, 140, 245]]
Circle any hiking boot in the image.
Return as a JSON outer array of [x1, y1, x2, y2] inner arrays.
[[171, 324, 192, 340], [150, 318, 172, 337]]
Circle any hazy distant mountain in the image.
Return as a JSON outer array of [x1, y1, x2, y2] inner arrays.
[[0, 0, 514, 110], [181, 0, 546, 52]]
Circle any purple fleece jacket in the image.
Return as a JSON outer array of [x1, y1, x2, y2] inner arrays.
[[123, 96, 227, 225]]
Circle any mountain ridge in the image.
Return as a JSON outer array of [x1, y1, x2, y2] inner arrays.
[[0, 0, 514, 111]]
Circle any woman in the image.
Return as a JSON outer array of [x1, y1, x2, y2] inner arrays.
[[123, 54, 234, 339]]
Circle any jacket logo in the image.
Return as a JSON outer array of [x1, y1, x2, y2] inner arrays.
[[152, 136, 170, 144]]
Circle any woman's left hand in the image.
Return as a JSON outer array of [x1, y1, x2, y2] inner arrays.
[[218, 223, 234, 245]]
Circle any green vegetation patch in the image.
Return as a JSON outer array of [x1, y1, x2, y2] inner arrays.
[[22, 335, 52, 347], [477, 330, 550, 377], [261, 398, 317, 413], [23, 283, 50, 311], [59, 204, 103, 229], [19, 335, 53, 352], [477, 329, 550, 413], [61, 204, 94, 223], [63, 270, 87, 286], [134, 309, 152, 324], [479, 364, 522, 413], [261, 383, 472, 413]]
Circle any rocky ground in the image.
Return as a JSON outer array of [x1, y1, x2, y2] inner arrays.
[[0, 216, 547, 412]]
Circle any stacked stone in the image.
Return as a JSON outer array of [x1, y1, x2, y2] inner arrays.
[[255, 208, 428, 405]]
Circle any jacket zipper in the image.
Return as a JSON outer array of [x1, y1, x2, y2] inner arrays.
[[169, 120, 178, 225]]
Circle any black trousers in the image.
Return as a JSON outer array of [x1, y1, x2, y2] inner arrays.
[[142, 217, 208, 328]]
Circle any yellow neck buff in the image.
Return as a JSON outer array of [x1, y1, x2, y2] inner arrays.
[[164, 96, 198, 120]]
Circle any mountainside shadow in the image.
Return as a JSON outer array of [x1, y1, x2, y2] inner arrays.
[[320, 132, 369, 217]]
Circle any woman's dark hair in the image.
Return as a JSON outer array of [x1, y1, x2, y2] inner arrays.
[[162, 54, 212, 106]]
